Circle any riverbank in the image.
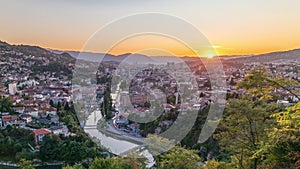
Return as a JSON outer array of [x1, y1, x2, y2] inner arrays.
[[95, 120, 145, 145]]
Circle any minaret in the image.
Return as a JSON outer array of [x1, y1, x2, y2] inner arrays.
[[175, 92, 179, 105]]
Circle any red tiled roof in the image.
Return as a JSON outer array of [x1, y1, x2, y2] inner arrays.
[[33, 128, 51, 135], [13, 107, 25, 110], [2, 115, 11, 122]]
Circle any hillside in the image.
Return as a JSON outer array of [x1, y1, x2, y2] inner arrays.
[[0, 41, 75, 64], [229, 49, 300, 63], [0, 41, 75, 77]]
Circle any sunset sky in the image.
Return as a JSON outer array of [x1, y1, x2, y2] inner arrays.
[[1, 0, 300, 56]]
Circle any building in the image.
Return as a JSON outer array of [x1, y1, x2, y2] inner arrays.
[[120, 91, 130, 106], [1, 115, 19, 127], [20, 114, 32, 123], [12, 107, 25, 114], [8, 83, 17, 95], [33, 128, 51, 143], [130, 94, 149, 106]]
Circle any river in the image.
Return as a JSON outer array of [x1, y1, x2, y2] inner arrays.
[[84, 110, 155, 168]]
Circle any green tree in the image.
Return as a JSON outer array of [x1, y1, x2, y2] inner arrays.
[[64, 102, 70, 111], [101, 91, 113, 120], [57, 102, 62, 111], [237, 66, 298, 101], [49, 100, 55, 107], [89, 157, 133, 169], [63, 163, 84, 169], [156, 146, 202, 169], [0, 96, 13, 113], [144, 102, 151, 108], [39, 134, 62, 161], [255, 102, 300, 168], [19, 159, 34, 169], [201, 160, 228, 169], [215, 98, 280, 169]]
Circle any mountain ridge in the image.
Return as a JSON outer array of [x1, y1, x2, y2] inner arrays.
[[1, 40, 300, 64]]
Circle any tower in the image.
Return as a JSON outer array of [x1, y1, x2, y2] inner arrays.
[[175, 92, 179, 105], [8, 83, 17, 95]]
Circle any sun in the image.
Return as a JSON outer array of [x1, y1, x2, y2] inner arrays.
[[206, 53, 215, 59]]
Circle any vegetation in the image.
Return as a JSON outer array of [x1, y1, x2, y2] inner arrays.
[[19, 159, 34, 169], [0, 126, 35, 160], [32, 62, 72, 77], [39, 102, 107, 164], [101, 86, 113, 120], [39, 133, 105, 164], [1, 66, 299, 169], [200, 67, 300, 169], [0, 96, 13, 113], [155, 146, 202, 169]]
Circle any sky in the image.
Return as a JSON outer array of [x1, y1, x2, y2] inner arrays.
[[1, 0, 300, 56]]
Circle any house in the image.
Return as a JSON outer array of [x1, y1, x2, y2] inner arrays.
[[46, 107, 57, 116], [20, 113, 32, 123], [1, 115, 19, 127], [2, 115, 12, 127], [49, 125, 69, 136], [277, 100, 293, 107], [25, 107, 39, 118], [10, 115, 18, 125], [13, 107, 25, 114], [38, 107, 57, 116], [33, 128, 51, 143], [130, 94, 149, 106]]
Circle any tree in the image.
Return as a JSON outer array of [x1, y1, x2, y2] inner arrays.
[[23, 95, 30, 100], [63, 163, 84, 169], [64, 102, 70, 111], [101, 91, 113, 120], [0, 96, 13, 113], [237, 66, 298, 101], [255, 101, 300, 168], [40, 134, 62, 161], [144, 102, 151, 108], [229, 78, 235, 86], [156, 146, 202, 169], [57, 102, 62, 111], [201, 160, 228, 169], [89, 157, 133, 169], [49, 99, 55, 107], [19, 159, 34, 169], [215, 98, 280, 169]]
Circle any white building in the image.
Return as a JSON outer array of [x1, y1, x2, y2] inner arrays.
[[8, 83, 17, 95]]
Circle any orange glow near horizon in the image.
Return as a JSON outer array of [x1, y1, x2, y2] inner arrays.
[[3, 38, 300, 58], [106, 35, 199, 57], [1, 1, 300, 57]]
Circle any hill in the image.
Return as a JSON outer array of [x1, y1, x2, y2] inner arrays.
[[228, 49, 300, 63], [0, 41, 75, 64]]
